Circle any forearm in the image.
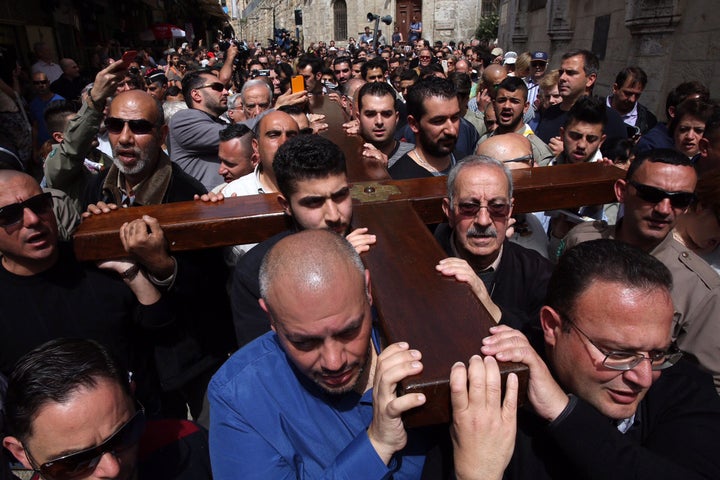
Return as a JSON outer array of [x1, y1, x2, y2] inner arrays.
[[44, 101, 102, 189]]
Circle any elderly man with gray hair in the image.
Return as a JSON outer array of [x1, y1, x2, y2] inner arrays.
[[434, 155, 553, 332]]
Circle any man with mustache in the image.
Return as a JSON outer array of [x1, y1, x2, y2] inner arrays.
[[389, 77, 463, 179], [560, 148, 720, 393], [212, 229, 520, 479], [82, 88, 236, 423], [434, 155, 553, 332]]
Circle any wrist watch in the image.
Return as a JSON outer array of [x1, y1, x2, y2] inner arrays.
[[121, 264, 141, 280]]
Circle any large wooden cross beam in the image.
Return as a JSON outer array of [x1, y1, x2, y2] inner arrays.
[[73, 97, 624, 426]]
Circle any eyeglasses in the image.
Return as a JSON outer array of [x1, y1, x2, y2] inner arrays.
[[456, 201, 511, 219], [502, 154, 534, 166], [105, 117, 158, 135], [564, 315, 682, 371], [0, 192, 53, 227], [195, 82, 226, 93], [25, 405, 146, 480], [419, 56, 431, 60], [628, 180, 696, 209]]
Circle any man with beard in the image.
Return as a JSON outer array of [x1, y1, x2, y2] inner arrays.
[[356, 81, 413, 169], [560, 149, 720, 393], [434, 155, 553, 332], [168, 70, 231, 190], [230, 135, 375, 346], [83, 89, 236, 424], [389, 77, 463, 179], [211, 229, 520, 479]]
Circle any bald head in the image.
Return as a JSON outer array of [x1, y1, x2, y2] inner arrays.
[[482, 64, 507, 99], [259, 230, 365, 306], [109, 90, 164, 125], [476, 133, 533, 169]]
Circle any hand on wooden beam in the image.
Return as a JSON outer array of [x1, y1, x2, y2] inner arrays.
[[481, 325, 569, 422], [367, 342, 426, 465], [450, 355, 518, 480], [345, 227, 376, 254], [82, 201, 118, 218], [435, 258, 502, 323]]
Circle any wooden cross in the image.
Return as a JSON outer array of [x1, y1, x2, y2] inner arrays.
[[74, 97, 623, 427]]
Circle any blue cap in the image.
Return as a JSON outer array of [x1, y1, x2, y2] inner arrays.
[[531, 51, 548, 62]]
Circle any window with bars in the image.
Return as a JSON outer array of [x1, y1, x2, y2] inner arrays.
[[334, 0, 348, 40], [482, 0, 498, 15]]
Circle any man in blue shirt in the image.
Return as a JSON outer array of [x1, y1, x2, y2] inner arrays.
[[210, 229, 519, 479]]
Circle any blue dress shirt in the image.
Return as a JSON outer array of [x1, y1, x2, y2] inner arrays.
[[208, 330, 427, 479]]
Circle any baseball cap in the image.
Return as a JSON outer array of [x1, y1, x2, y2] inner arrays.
[[491, 47, 504, 56], [503, 51, 518, 65], [531, 51, 549, 62]]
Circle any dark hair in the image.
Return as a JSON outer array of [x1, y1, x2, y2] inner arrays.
[[448, 72, 472, 97], [703, 104, 720, 142], [419, 63, 445, 79], [668, 99, 715, 136], [332, 56, 352, 68], [352, 58, 366, 67], [565, 95, 607, 129], [181, 70, 214, 108], [625, 148, 695, 181], [273, 135, 346, 198], [4, 338, 131, 441], [614, 66, 648, 89], [357, 81, 397, 112], [665, 81, 710, 120], [219, 123, 253, 142], [361, 57, 388, 80], [277, 104, 305, 116], [600, 137, 634, 165], [43, 100, 79, 137], [406, 76, 457, 120], [297, 55, 323, 75], [400, 69, 420, 83], [548, 239, 673, 322], [496, 76, 528, 101], [166, 85, 181, 97], [561, 49, 599, 77]]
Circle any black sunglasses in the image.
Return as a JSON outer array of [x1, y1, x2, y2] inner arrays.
[[26, 406, 146, 480], [456, 201, 511, 219], [628, 180, 696, 209], [0, 192, 53, 227], [195, 82, 225, 93], [105, 117, 158, 135]]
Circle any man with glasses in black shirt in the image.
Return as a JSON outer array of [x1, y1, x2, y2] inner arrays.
[[477, 239, 720, 479], [561, 149, 720, 394]]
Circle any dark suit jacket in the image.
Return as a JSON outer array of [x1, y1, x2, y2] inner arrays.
[[434, 224, 553, 333]]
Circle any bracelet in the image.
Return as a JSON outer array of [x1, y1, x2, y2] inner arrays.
[[121, 264, 141, 281]]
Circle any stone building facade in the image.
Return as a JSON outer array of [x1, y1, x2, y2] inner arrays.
[[229, 0, 492, 49], [497, 0, 720, 117]]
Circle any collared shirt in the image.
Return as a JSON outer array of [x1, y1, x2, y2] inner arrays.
[[606, 95, 638, 127], [208, 329, 427, 479]]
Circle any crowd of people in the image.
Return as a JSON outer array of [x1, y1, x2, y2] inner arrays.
[[0, 24, 720, 480]]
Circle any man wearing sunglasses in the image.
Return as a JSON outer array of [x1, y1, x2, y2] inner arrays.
[[477, 239, 720, 479], [3, 338, 212, 480], [168, 70, 230, 190], [561, 149, 720, 393], [435, 155, 553, 332]]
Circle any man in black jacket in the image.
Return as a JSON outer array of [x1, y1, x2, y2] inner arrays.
[[82, 89, 235, 424], [434, 155, 552, 332], [480, 239, 720, 479]]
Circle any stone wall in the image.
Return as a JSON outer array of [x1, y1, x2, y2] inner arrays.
[[498, 0, 720, 117], [233, 0, 489, 49]]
